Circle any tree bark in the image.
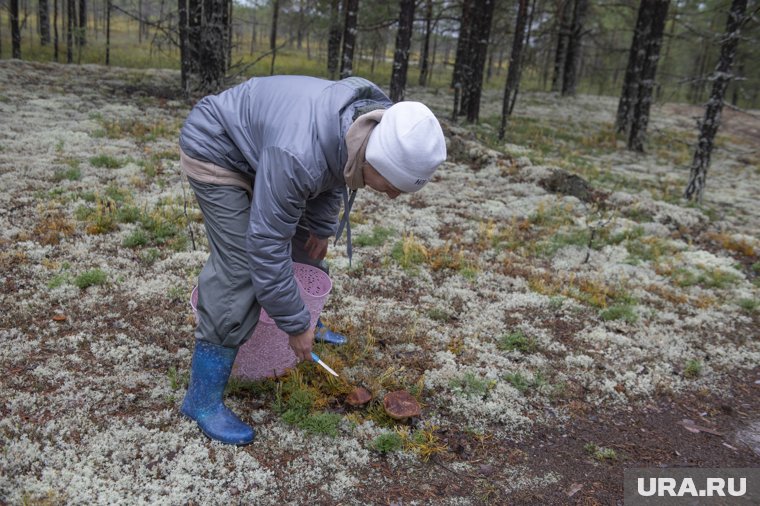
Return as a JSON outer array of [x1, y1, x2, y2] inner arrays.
[[561, 0, 589, 96], [389, 0, 416, 102], [327, 0, 342, 79], [684, 0, 748, 202], [54, 0, 60, 61], [499, 0, 529, 139], [627, 0, 669, 152], [418, 0, 433, 86], [39, 0, 51, 45], [200, 0, 227, 91], [451, 0, 474, 118], [105, 0, 111, 64], [178, 0, 188, 91], [66, 0, 74, 63], [270, 0, 280, 75], [551, 0, 573, 92], [464, 0, 496, 122], [340, 0, 359, 78], [11, 0, 22, 58], [78, 0, 86, 46], [616, 0, 654, 134]]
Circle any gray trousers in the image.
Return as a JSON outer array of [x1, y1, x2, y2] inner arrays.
[[188, 177, 327, 348]]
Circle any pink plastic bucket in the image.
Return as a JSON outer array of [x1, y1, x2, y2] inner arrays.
[[189, 263, 332, 380]]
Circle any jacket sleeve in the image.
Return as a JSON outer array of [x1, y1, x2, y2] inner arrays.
[[304, 186, 342, 239], [248, 146, 313, 335]]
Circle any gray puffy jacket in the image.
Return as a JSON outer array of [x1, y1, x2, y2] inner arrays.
[[179, 75, 391, 335]]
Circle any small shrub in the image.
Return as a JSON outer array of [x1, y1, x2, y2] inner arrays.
[[123, 229, 149, 248], [47, 272, 71, 289], [599, 304, 638, 323], [391, 233, 428, 269], [53, 166, 81, 182], [427, 308, 450, 321], [504, 372, 531, 393], [497, 330, 537, 353], [167, 366, 188, 390], [354, 226, 395, 247], [584, 443, 617, 461], [449, 372, 493, 397], [737, 298, 759, 312], [683, 359, 702, 379], [371, 432, 404, 453], [74, 269, 107, 289], [89, 154, 122, 169]]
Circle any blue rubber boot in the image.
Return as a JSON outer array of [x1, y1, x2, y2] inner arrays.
[[181, 340, 255, 445], [314, 318, 348, 345]]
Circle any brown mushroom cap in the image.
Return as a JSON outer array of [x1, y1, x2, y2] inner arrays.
[[346, 387, 373, 406], [383, 390, 421, 420]]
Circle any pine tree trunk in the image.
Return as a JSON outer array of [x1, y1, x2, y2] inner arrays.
[[11, 0, 22, 58], [270, 0, 280, 75], [105, 0, 111, 64], [340, 0, 359, 78], [39, 0, 51, 45], [499, 0, 529, 139], [561, 0, 588, 96], [551, 0, 573, 92], [418, 0, 433, 86], [464, 0, 496, 122], [78, 0, 86, 46], [66, 0, 74, 63], [327, 0, 342, 79], [389, 0, 415, 102], [54, 0, 60, 61], [178, 0, 188, 91], [684, 0, 748, 202], [628, 0, 669, 152], [616, 0, 654, 134], [451, 0, 474, 118]]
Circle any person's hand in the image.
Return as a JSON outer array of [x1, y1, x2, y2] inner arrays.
[[304, 232, 328, 260], [288, 327, 315, 362]]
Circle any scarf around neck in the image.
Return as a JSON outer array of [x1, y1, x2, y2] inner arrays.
[[343, 109, 385, 190]]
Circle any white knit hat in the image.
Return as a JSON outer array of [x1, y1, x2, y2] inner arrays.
[[365, 101, 446, 193]]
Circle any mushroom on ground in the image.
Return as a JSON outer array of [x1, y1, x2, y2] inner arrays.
[[346, 387, 373, 406], [383, 390, 421, 420]]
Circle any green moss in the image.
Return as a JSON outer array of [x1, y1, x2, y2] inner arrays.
[[737, 298, 759, 312], [584, 443, 618, 461]]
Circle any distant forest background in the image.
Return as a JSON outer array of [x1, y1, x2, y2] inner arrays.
[[1, 0, 757, 199], [1, 0, 758, 107]]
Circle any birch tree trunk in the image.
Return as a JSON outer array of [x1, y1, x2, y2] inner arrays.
[[684, 0, 748, 202], [389, 0, 415, 102]]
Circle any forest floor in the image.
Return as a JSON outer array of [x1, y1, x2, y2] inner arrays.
[[0, 61, 758, 505]]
